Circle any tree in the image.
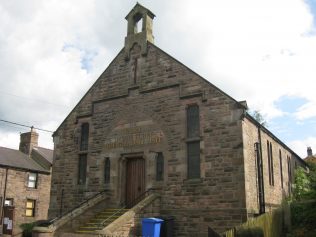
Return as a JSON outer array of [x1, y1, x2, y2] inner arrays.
[[293, 162, 316, 200], [250, 110, 267, 127], [293, 167, 310, 201]]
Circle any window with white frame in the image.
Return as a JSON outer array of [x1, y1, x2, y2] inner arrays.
[[28, 173, 38, 188], [4, 198, 13, 206]]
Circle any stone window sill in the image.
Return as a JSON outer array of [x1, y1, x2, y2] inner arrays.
[[183, 178, 203, 184], [186, 137, 201, 143]]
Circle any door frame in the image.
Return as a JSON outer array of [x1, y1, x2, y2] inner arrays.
[[118, 152, 146, 206]]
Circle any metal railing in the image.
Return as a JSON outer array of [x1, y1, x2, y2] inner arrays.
[[39, 189, 109, 227], [98, 188, 154, 229]]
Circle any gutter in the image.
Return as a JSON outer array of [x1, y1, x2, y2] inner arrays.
[[244, 113, 307, 166]]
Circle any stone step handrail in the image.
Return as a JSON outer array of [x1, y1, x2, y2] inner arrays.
[[34, 189, 109, 233], [98, 188, 154, 228], [98, 193, 160, 236]]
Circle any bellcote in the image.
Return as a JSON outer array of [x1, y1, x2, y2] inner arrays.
[[124, 3, 155, 59]]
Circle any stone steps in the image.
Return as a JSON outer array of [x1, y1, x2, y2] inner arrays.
[[76, 208, 129, 234]]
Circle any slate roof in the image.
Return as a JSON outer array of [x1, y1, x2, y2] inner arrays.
[[33, 147, 53, 164], [0, 146, 49, 173]]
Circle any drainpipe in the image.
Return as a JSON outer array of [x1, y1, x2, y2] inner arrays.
[[257, 127, 265, 214], [1, 168, 8, 229]]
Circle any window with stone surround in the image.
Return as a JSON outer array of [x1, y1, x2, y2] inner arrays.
[[287, 155, 292, 182], [104, 158, 110, 184], [78, 154, 87, 185], [80, 123, 89, 151], [186, 104, 201, 179], [156, 152, 164, 181], [187, 105, 200, 138], [187, 141, 200, 179], [267, 141, 274, 186], [279, 150, 284, 189], [25, 199, 36, 217], [287, 155, 292, 194], [28, 173, 38, 188]]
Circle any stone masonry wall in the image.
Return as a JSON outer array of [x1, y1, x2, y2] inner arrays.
[[0, 167, 51, 237], [242, 116, 298, 216], [49, 42, 248, 236]]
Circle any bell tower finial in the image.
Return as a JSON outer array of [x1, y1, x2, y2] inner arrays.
[[124, 3, 155, 59]]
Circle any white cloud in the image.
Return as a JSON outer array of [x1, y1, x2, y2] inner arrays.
[[289, 137, 316, 158], [0, 0, 316, 156], [0, 132, 21, 150], [158, 0, 316, 120], [295, 101, 316, 120]]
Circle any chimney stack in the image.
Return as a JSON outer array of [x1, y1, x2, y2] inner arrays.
[[307, 147, 313, 157], [19, 127, 38, 156]]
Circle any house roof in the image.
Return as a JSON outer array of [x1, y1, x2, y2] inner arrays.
[[0, 146, 50, 173], [305, 155, 316, 164], [33, 147, 54, 164]]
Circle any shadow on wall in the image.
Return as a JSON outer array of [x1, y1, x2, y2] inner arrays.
[[208, 227, 222, 237], [235, 227, 264, 237]]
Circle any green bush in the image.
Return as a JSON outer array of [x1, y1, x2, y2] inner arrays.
[[20, 222, 37, 237], [293, 167, 310, 201], [291, 201, 316, 230], [291, 162, 316, 234]]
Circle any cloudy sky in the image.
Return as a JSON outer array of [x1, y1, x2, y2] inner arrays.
[[0, 0, 316, 158]]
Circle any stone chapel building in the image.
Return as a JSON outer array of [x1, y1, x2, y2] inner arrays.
[[38, 3, 307, 237]]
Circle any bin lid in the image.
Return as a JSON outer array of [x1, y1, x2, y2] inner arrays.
[[142, 217, 164, 223]]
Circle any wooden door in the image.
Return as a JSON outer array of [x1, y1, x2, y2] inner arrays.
[[3, 205, 14, 235], [126, 158, 145, 207]]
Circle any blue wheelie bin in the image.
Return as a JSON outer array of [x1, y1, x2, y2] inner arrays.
[[142, 217, 164, 237]]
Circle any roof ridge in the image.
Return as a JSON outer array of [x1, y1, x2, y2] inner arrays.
[[0, 146, 19, 152], [35, 146, 53, 151]]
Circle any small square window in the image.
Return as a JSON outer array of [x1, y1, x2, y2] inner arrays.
[[28, 173, 37, 188], [4, 198, 13, 206], [25, 199, 36, 217]]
